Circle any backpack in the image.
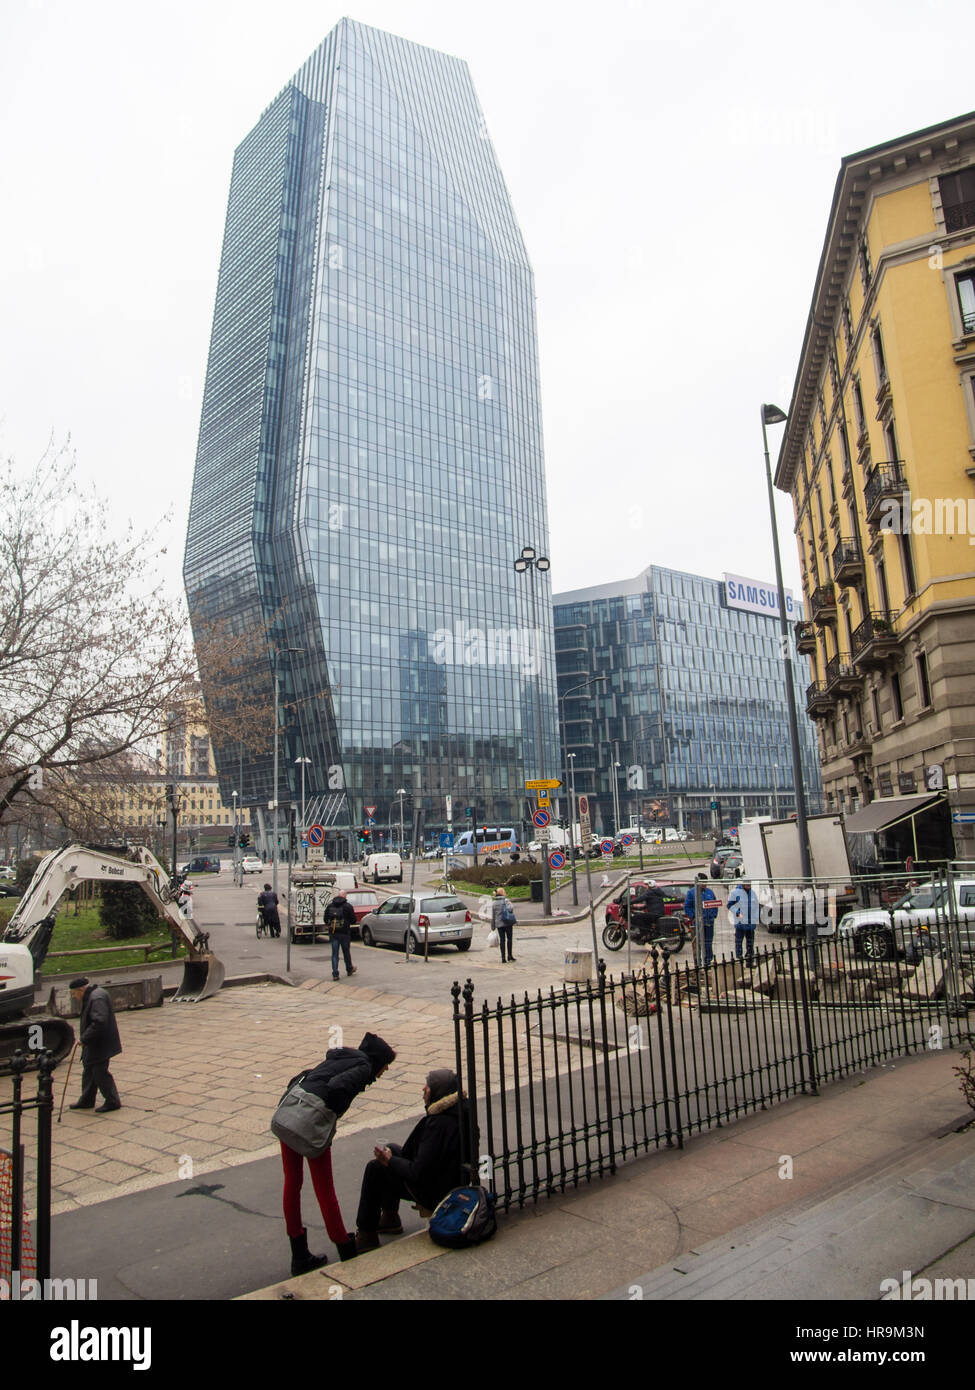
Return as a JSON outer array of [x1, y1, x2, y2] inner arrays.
[[500, 904, 516, 928], [428, 1185, 497, 1249]]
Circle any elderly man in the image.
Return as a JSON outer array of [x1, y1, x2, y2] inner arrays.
[[354, 1068, 470, 1252], [68, 977, 122, 1113]]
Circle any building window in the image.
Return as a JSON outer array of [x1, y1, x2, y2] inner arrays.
[[871, 323, 888, 389], [957, 272, 975, 334], [890, 671, 904, 722], [916, 651, 932, 709], [852, 376, 866, 438], [842, 297, 854, 348], [940, 168, 975, 233], [871, 686, 882, 733], [898, 530, 917, 599]]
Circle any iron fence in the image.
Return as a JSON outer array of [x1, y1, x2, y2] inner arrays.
[[0, 1052, 54, 1287], [452, 910, 974, 1212]]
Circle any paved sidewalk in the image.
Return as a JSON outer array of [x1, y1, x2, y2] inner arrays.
[[241, 1048, 975, 1301]]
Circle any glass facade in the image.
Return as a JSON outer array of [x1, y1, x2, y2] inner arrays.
[[553, 565, 822, 836], [184, 20, 558, 835]]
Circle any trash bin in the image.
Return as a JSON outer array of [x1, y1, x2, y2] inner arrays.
[[530, 879, 544, 903], [564, 949, 593, 983]]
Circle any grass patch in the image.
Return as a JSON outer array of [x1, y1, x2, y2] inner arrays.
[[39, 904, 185, 975]]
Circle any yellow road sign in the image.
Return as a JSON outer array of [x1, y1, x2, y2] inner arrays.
[[537, 789, 550, 807], [525, 778, 561, 790]]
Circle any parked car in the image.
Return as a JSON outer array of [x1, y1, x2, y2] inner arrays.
[[240, 854, 264, 874], [837, 878, 975, 961], [720, 853, 744, 879], [179, 856, 222, 875], [345, 888, 381, 934], [358, 894, 473, 952], [709, 847, 737, 878], [0, 881, 17, 898]]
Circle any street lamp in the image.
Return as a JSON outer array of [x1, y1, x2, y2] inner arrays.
[[772, 763, 780, 819], [396, 788, 407, 858], [560, 675, 608, 906], [514, 544, 553, 916], [272, 646, 305, 897], [762, 402, 813, 944], [231, 790, 240, 885], [295, 758, 311, 863]]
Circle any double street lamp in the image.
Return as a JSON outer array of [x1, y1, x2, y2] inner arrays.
[[514, 544, 552, 916]]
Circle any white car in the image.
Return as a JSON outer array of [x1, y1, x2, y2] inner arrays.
[[837, 878, 975, 961], [241, 855, 264, 874]]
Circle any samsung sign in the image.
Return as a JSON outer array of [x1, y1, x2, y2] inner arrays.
[[723, 573, 803, 620]]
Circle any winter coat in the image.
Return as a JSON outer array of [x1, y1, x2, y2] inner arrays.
[[727, 885, 761, 928], [287, 1034, 395, 1118], [684, 884, 719, 924], [387, 1091, 472, 1210], [79, 985, 122, 1062], [632, 886, 665, 921], [325, 895, 356, 935], [490, 896, 511, 931], [257, 890, 281, 925]]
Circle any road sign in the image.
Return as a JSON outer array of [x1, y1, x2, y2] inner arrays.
[[365, 817, 375, 826], [364, 805, 376, 818], [578, 795, 589, 816], [532, 809, 551, 828], [307, 846, 324, 864], [537, 789, 550, 808], [439, 831, 454, 848], [600, 837, 614, 856], [526, 779, 562, 790], [953, 812, 975, 823], [621, 833, 633, 847], [307, 824, 325, 846], [549, 850, 566, 869]]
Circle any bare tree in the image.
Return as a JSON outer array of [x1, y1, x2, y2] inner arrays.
[[0, 442, 196, 831]]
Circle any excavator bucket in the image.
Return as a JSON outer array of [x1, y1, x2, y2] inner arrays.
[[172, 953, 225, 1003], [0, 1017, 76, 1074]]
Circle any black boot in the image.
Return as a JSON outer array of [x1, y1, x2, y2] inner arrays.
[[335, 1234, 358, 1262], [289, 1229, 328, 1276]]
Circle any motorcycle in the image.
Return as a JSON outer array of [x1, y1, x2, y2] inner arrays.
[[602, 902, 689, 955]]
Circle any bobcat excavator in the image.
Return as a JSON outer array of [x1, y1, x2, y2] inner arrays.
[[0, 843, 225, 1071]]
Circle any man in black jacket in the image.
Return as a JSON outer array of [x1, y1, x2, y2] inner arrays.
[[354, 1068, 470, 1252], [68, 977, 122, 1113], [326, 893, 357, 980], [257, 883, 281, 938]]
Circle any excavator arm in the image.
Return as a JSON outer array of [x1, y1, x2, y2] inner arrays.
[[2, 843, 225, 1007]]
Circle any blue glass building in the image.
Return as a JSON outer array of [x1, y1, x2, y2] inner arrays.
[[553, 565, 822, 836], [184, 20, 558, 840]]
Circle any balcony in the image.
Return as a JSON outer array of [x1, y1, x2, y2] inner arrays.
[[841, 466, 855, 501], [795, 621, 817, 655], [851, 611, 901, 669], [864, 460, 906, 524], [831, 537, 864, 587], [805, 681, 835, 719], [810, 582, 837, 627], [845, 728, 872, 758], [825, 654, 863, 696]]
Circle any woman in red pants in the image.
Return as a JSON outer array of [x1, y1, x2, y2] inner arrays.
[[279, 1032, 396, 1273]]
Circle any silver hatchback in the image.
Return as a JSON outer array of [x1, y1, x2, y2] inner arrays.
[[359, 895, 473, 952]]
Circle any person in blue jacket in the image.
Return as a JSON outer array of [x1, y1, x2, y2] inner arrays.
[[727, 878, 761, 965], [684, 873, 719, 966]]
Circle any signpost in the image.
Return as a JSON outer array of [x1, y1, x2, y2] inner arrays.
[[307, 824, 325, 847]]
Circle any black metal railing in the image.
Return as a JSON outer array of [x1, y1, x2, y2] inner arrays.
[[945, 200, 975, 234], [831, 536, 863, 581], [852, 610, 898, 660], [805, 681, 833, 715], [864, 460, 906, 519], [451, 913, 972, 1212], [795, 621, 817, 653], [0, 1052, 54, 1287], [810, 584, 837, 621], [825, 654, 860, 692]]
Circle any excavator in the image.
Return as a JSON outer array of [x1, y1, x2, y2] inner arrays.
[[0, 843, 225, 1071]]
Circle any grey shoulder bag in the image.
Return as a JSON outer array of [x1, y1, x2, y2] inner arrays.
[[271, 1081, 338, 1158]]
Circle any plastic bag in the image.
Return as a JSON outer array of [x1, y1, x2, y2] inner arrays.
[[487, 928, 499, 948]]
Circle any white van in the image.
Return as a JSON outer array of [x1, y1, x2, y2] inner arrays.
[[364, 852, 403, 884]]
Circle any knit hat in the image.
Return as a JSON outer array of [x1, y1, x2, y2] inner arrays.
[[69, 976, 89, 990], [357, 1032, 397, 1079]]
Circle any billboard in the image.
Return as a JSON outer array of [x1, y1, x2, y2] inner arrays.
[[723, 573, 803, 620]]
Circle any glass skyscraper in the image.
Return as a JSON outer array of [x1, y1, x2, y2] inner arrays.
[[184, 20, 557, 840], [553, 565, 822, 836]]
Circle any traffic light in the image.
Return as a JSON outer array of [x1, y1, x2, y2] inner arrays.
[[239, 833, 250, 848], [227, 834, 235, 847]]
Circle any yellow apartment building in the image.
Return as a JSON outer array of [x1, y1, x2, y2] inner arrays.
[[775, 111, 975, 865]]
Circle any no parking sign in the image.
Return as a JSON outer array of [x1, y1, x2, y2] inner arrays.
[[549, 850, 566, 869]]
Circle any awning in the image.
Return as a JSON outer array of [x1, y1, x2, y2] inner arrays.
[[844, 794, 942, 835]]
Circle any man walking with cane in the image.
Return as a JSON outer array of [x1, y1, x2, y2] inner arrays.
[[68, 977, 122, 1113]]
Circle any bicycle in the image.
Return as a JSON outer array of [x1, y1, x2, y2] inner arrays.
[[256, 907, 271, 939]]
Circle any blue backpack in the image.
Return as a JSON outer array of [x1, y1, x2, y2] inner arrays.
[[501, 904, 516, 928], [428, 1186, 497, 1249]]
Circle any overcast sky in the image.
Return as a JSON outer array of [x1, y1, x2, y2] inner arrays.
[[2, 0, 969, 604]]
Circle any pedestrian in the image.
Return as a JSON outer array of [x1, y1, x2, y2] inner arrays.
[[727, 878, 761, 965], [684, 873, 719, 966], [257, 883, 281, 938], [278, 1032, 396, 1273], [67, 977, 122, 1113], [491, 886, 516, 963], [325, 891, 357, 980], [354, 1067, 471, 1253]]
